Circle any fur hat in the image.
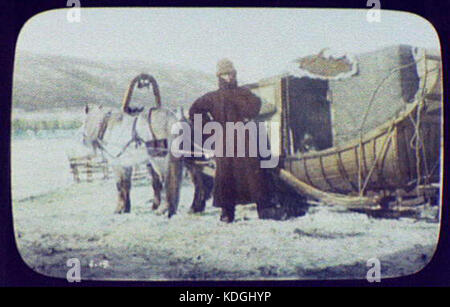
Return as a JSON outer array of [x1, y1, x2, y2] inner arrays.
[[216, 58, 236, 76]]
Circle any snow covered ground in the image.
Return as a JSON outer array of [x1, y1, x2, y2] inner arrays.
[[11, 133, 440, 280], [11, 131, 80, 200]]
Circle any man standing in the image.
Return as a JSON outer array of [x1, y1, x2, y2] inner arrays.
[[189, 59, 284, 223]]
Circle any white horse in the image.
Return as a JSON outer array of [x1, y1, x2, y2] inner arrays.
[[81, 74, 183, 217]]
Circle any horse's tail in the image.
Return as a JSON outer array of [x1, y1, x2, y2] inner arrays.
[[121, 73, 161, 114]]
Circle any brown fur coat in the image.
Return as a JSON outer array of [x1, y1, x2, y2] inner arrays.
[[189, 79, 272, 206]]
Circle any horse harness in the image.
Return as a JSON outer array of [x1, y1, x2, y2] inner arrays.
[[145, 107, 168, 157], [95, 108, 168, 159]]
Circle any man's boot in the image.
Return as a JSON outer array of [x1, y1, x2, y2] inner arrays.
[[257, 202, 289, 221], [220, 204, 235, 223]]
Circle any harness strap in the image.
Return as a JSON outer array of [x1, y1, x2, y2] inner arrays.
[[94, 110, 215, 160], [98, 111, 112, 141], [131, 117, 144, 148], [96, 116, 142, 159], [148, 107, 159, 141]]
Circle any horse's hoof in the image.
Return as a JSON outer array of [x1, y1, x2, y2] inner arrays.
[[114, 208, 130, 214], [154, 206, 169, 216], [220, 215, 234, 223], [152, 203, 160, 210], [188, 208, 204, 214]]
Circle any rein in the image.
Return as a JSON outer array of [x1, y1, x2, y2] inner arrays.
[[88, 109, 215, 160], [94, 113, 144, 159]]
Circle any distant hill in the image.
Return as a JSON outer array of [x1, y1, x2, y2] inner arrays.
[[12, 51, 216, 112]]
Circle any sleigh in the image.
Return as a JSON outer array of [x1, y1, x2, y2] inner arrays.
[[194, 46, 442, 217]]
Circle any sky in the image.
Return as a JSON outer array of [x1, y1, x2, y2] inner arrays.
[[16, 8, 440, 83]]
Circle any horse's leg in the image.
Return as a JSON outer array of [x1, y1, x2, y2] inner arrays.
[[166, 154, 183, 218], [188, 163, 208, 213], [147, 162, 162, 210], [114, 166, 132, 214], [202, 172, 214, 206]]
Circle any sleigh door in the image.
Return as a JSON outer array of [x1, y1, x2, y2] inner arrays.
[[245, 75, 286, 161]]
